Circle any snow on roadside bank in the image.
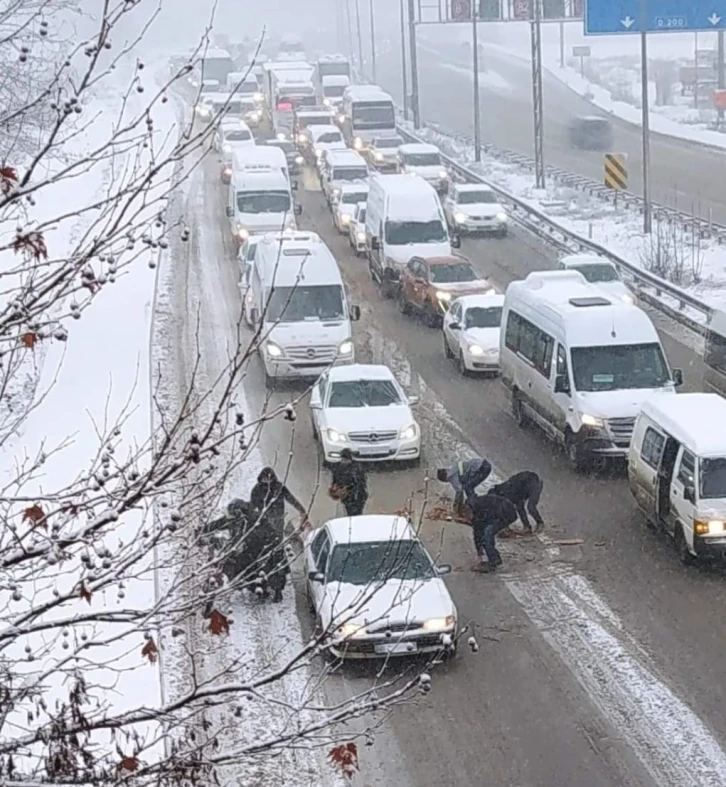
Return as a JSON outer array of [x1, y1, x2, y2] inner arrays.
[[401, 120, 726, 317]]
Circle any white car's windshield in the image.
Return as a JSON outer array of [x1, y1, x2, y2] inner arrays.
[[700, 457, 726, 499], [357, 208, 366, 222], [465, 306, 502, 329], [333, 166, 368, 181], [385, 220, 446, 245], [429, 263, 478, 283], [457, 190, 498, 205], [266, 284, 345, 322], [236, 82, 257, 95], [317, 132, 343, 143], [236, 191, 291, 214], [327, 541, 436, 586], [226, 129, 252, 141], [571, 263, 620, 283], [328, 379, 401, 408], [213, 100, 244, 114], [324, 85, 346, 97], [570, 343, 670, 392], [341, 191, 368, 204], [404, 153, 441, 167], [374, 137, 402, 149]]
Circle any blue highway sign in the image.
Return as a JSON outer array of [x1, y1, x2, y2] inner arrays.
[[584, 0, 726, 34]]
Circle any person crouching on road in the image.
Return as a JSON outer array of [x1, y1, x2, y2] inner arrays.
[[487, 470, 544, 533], [437, 457, 492, 516], [469, 492, 518, 572], [330, 448, 368, 517]]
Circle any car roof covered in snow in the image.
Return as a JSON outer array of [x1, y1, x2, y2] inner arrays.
[[506, 271, 658, 347], [233, 169, 289, 191], [322, 74, 351, 86], [309, 124, 343, 137], [369, 173, 443, 221], [343, 85, 392, 102], [256, 236, 341, 288], [203, 48, 231, 59], [327, 363, 396, 383], [399, 143, 440, 155], [639, 393, 726, 457], [455, 183, 496, 194], [326, 149, 367, 166], [233, 145, 287, 169], [325, 515, 416, 545], [339, 183, 369, 194], [317, 53, 348, 63], [453, 292, 505, 310], [560, 253, 614, 267]]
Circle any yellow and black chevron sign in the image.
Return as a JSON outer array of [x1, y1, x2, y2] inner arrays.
[[604, 153, 627, 190]]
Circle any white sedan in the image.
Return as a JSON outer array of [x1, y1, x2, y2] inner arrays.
[[443, 293, 505, 375], [304, 515, 458, 660], [348, 202, 367, 255], [333, 184, 369, 233], [443, 183, 508, 237], [558, 254, 635, 304], [309, 364, 420, 465]]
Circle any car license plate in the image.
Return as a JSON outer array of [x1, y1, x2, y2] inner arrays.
[[374, 642, 417, 655], [357, 445, 390, 456]]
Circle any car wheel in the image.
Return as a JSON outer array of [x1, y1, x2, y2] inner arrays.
[[443, 334, 454, 359], [497, 227, 508, 238], [458, 351, 469, 377], [512, 390, 528, 428], [565, 430, 589, 474], [675, 524, 696, 566], [398, 288, 412, 315]]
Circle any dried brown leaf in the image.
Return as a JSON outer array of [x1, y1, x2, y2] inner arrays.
[[208, 609, 230, 636], [117, 756, 139, 773], [328, 742, 359, 779], [79, 582, 92, 604], [21, 332, 38, 350], [141, 637, 158, 663], [23, 503, 47, 529]]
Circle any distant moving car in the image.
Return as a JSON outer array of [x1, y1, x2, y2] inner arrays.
[[397, 142, 449, 193], [309, 364, 421, 465], [397, 255, 491, 327], [348, 202, 367, 255], [332, 184, 369, 232], [568, 116, 613, 151], [265, 139, 304, 175], [443, 293, 505, 375], [304, 515, 457, 660], [365, 135, 404, 171], [558, 254, 634, 304], [443, 184, 508, 237]]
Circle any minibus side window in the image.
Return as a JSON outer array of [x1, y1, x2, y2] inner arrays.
[[676, 450, 696, 488], [641, 427, 665, 469]]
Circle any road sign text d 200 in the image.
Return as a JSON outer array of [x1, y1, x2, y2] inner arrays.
[[584, 0, 726, 34], [604, 153, 627, 190], [450, 0, 472, 20]]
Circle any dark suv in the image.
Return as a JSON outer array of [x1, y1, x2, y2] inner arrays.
[[568, 116, 613, 151]]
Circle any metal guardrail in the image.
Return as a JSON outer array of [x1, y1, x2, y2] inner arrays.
[[396, 124, 714, 336]]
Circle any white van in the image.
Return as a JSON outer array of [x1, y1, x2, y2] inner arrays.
[[321, 149, 369, 204], [226, 72, 262, 103], [249, 233, 361, 382], [500, 270, 682, 472], [629, 393, 726, 564], [365, 173, 460, 298], [226, 168, 300, 243], [230, 145, 290, 182], [321, 74, 350, 107], [397, 143, 449, 193]]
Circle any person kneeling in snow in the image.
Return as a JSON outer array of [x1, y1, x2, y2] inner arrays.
[[487, 470, 544, 532], [469, 492, 518, 573]]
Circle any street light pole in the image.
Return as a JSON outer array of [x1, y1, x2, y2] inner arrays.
[[369, 0, 377, 84], [407, 0, 420, 127], [719, 30, 725, 125], [345, 0, 354, 64], [639, 0, 652, 233], [400, 0, 409, 118], [472, 2, 481, 162], [530, 0, 545, 188], [354, 0, 364, 76]]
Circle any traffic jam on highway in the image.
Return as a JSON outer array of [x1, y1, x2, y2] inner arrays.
[[182, 34, 726, 666]]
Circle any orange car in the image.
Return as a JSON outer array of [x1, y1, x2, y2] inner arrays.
[[397, 255, 491, 327]]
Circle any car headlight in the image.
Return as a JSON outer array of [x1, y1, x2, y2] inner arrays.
[[436, 291, 452, 302], [353, 137, 363, 149], [265, 341, 283, 358], [253, 92, 263, 102], [326, 428, 347, 443], [621, 293, 634, 304], [337, 623, 363, 638], [315, 148, 323, 158], [581, 413, 604, 428], [249, 111, 261, 122], [333, 188, 340, 199], [374, 151, 383, 161], [695, 520, 726, 535], [298, 133, 308, 144], [277, 132, 286, 141], [295, 155, 304, 164], [223, 166, 232, 175], [341, 213, 351, 224], [423, 615, 455, 631], [496, 211, 508, 222], [356, 231, 366, 241], [338, 113, 346, 123], [467, 344, 484, 356], [222, 143, 231, 153], [439, 170, 449, 179], [323, 97, 331, 106], [237, 227, 250, 240], [399, 423, 417, 441], [454, 212, 468, 224], [338, 339, 353, 356]]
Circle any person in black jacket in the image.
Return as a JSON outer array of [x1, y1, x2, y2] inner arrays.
[[250, 467, 308, 539], [469, 493, 518, 572], [331, 448, 368, 516], [487, 471, 544, 532], [436, 457, 492, 515]]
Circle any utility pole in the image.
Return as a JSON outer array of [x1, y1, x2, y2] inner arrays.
[[472, 2, 481, 161], [719, 30, 725, 124], [530, 0, 545, 188], [354, 0, 364, 76], [400, 0, 409, 118], [407, 0, 420, 127], [369, 0, 377, 83], [640, 0, 652, 233], [345, 0, 354, 65]]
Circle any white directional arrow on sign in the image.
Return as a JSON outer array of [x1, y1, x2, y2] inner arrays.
[[620, 15, 635, 28], [708, 12, 722, 25]]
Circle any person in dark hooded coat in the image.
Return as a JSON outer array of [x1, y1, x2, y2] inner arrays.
[[249, 467, 307, 539], [330, 448, 368, 516]]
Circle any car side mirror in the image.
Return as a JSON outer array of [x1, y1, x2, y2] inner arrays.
[[554, 374, 570, 394], [407, 395, 419, 406], [308, 571, 324, 583], [673, 368, 683, 387], [291, 180, 299, 191], [226, 206, 233, 217], [684, 486, 696, 504], [294, 204, 303, 216], [436, 564, 452, 576], [449, 321, 461, 330], [451, 233, 461, 249], [350, 304, 361, 321], [371, 237, 380, 250]]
